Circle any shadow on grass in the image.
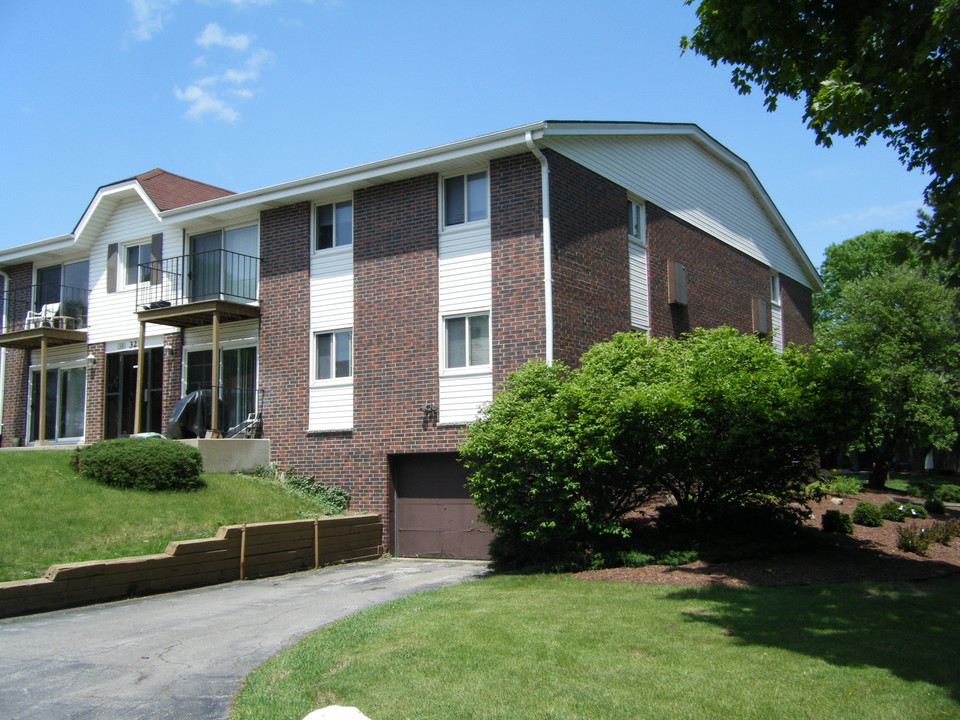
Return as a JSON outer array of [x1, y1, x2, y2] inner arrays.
[[665, 574, 960, 703]]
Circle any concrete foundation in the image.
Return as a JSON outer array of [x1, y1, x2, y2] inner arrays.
[[178, 438, 271, 473]]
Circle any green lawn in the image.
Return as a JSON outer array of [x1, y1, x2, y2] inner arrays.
[[0, 450, 339, 582], [230, 574, 960, 720]]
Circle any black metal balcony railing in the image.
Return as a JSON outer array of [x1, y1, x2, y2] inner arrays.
[[136, 249, 260, 310], [2, 284, 90, 333]]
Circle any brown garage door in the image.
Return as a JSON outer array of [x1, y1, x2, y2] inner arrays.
[[392, 453, 493, 560]]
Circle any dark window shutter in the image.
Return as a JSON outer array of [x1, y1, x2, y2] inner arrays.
[[668, 260, 688, 305], [106, 243, 118, 293], [150, 233, 163, 285], [752, 297, 770, 336]]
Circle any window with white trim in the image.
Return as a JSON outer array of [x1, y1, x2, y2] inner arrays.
[[628, 199, 646, 244], [124, 242, 151, 287], [315, 329, 353, 380], [315, 201, 353, 251], [444, 313, 489, 368], [443, 171, 488, 228], [770, 272, 781, 305]]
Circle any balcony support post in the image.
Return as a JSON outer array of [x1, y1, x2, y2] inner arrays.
[[210, 311, 221, 437], [37, 336, 48, 445], [133, 321, 146, 434]]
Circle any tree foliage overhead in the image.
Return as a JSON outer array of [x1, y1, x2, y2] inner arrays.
[[682, 1, 960, 276], [814, 229, 922, 326], [460, 327, 873, 567], [817, 265, 960, 486]]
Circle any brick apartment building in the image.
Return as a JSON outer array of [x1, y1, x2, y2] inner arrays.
[[0, 121, 820, 559]]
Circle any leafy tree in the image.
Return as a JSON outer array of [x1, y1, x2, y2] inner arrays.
[[460, 327, 872, 567], [817, 266, 960, 487], [681, 1, 960, 277], [815, 229, 920, 326]]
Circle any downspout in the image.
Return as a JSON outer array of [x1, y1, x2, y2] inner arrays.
[[0, 269, 8, 438], [524, 131, 553, 365]]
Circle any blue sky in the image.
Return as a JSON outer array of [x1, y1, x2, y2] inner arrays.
[[0, 0, 929, 269]]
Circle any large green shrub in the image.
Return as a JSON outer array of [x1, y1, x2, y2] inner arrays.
[[76, 438, 203, 491], [461, 327, 874, 566]]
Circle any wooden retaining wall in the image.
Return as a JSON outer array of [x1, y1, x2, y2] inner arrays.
[[0, 514, 383, 618]]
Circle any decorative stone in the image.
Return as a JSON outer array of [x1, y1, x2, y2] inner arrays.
[[302, 706, 373, 720], [830, 497, 844, 505]]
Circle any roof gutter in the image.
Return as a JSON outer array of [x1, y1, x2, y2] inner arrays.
[[525, 131, 553, 365]]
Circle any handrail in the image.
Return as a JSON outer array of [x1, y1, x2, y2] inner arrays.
[[137, 249, 260, 310], [1, 284, 89, 333]]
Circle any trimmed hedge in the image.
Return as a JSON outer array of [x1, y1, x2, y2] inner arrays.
[[852, 501, 883, 527], [75, 438, 204, 491]]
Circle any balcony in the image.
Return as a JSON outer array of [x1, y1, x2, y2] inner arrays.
[[0, 284, 89, 350], [136, 249, 260, 328]]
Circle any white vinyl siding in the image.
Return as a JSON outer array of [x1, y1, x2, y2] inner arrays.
[[183, 318, 259, 349], [438, 222, 492, 424], [87, 197, 177, 345], [309, 242, 353, 431], [542, 134, 814, 289], [439, 372, 493, 425], [771, 273, 784, 353], [628, 240, 649, 331]]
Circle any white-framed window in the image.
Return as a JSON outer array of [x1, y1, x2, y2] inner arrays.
[[444, 313, 490, 369], [770, 272, 781, 306], [123, 241, 152, 287], [628, 198, 646, 245], [442, 171, 488, 228], [314, 329, 353, 380], [315, 201, 353, 251]]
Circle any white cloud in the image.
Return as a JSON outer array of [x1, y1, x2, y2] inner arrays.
[[222, 48, 274, 83], [128, 0, 181, 41], [819, 200, 924, 229], [196, 22, 253, 51], [174, 84, 239, 123]]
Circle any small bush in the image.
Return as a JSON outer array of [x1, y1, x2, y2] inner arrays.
[[896, 526, 932, 556], [822, 510, 854, 534], [821, 473, 862, 496], [618, 551, 657, 568], [252, 463, 349, 514], [924, 497, 947, 515], [805, 480, 829, 502], [934, 484, 960, 503], [906, 480, 937, 499], [76, 438, 203, 491], [879, 501, 906, 522], [852, 502, 883, 527], [926, 520, 960, 546], [904, 503, 928, 519]]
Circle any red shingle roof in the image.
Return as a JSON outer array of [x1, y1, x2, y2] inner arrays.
[[134, 169, 234, 211]]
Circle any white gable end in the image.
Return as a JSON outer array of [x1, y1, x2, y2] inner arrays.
[[542, 133, 816, 289]]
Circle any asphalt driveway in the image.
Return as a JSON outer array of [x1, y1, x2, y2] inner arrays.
[[0, 558, 487, 720]]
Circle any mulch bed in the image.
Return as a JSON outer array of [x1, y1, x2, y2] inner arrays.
[[575, 489, 960, 587]]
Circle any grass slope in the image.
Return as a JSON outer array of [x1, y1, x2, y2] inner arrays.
[[231, 574, 960, 720], [0, 450, 337, 582]]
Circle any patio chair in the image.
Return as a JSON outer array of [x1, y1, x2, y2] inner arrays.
[[24, 302, 61, 329]]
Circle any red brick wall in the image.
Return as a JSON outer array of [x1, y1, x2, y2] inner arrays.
[[780, 273, 815, 347], [161, 332, 183, 429], [1, 263, 33, 446], [547, 151, 631, 365], [258, 160, 554, 548], [490, 153, 546, 383], [647, 203, 778, 338], [83, 343, 105, 442], [258, 201, 311, 462]]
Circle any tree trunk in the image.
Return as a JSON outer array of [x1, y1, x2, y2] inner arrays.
[[868, 462, 890, 489]]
